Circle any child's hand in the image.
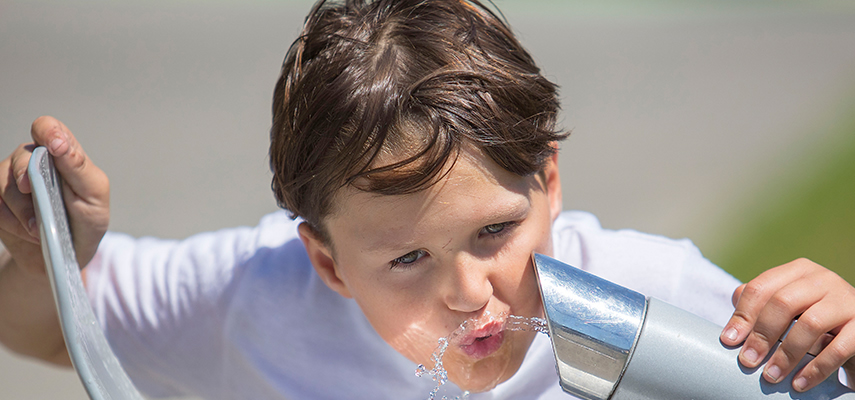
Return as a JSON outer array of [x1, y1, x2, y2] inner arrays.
[[720, 258, 855, 392], [0, 116, 109, 274]]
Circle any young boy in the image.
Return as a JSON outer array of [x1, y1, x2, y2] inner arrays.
[[1, 0, 854, 398]]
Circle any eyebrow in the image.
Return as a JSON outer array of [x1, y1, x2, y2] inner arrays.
[[480, 195, 531, 224]]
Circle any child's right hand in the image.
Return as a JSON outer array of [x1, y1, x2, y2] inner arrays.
[[0, 116, 110, 276]]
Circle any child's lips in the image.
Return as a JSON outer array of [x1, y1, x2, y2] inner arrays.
[[457, 320, 505, 360]]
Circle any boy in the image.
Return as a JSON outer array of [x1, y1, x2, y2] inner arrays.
[[1, 0, 854, 398]]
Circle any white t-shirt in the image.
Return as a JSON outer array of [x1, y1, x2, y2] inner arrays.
[[85, 210, 741, 399]]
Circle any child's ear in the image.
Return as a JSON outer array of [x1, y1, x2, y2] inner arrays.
[[544, 150, 563, 222], [298, 222, 353, 298]]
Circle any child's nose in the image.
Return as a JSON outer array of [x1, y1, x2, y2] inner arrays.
[[443, 255, 493, 313]]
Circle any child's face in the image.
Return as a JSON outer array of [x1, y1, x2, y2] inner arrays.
[[299, 148, 562, 392]]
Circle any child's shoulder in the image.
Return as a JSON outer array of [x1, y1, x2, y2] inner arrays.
[[552, 210, 740, 323], [552, 210, 699, 257]]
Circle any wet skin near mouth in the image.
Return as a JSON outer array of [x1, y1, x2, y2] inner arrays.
[[298, 148, 563, 392]]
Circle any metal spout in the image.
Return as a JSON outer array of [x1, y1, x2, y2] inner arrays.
[[532, 253, 647, 400]]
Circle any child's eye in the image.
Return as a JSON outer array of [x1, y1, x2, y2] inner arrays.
[[479, 222, 517, 237], [390, 249, 427, 270], [483, 223, 506, 234]]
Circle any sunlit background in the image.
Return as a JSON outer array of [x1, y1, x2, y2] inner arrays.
[[1, 1, 854, 398]]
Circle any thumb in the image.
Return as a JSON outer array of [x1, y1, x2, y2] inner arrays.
[[30, 116, 107, 201]]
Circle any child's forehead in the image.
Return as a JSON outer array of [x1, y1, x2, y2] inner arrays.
[[337, 148, 502, 200], [329, 150, 535, 222]]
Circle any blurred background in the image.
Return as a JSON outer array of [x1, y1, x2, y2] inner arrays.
[[1, 0, 854, 398]]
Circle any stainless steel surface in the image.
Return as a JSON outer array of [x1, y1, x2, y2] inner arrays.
[[532, 253, 646, 400], [534, 253, 855, 399], [28, 147, 145, 400], [613, 298, 855, 399]]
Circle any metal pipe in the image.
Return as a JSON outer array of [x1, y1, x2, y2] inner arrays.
[[532, 253, 855, 399]]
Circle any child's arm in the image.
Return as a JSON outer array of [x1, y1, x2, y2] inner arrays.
[[719, 258, 855, 391], [0, 116, 110, 364]]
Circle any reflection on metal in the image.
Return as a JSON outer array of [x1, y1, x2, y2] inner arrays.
[[533, 253, 855, 400], [533, 253, 645, 400]]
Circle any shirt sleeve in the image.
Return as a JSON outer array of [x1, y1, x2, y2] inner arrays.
[[669, 238, 743, 326], [84, 221, 270, 398]]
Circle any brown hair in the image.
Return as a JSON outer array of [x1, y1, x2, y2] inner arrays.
[[270, 0, 568, 239]]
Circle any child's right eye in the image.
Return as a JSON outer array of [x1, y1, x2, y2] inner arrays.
[[390, 249, 427, 270]]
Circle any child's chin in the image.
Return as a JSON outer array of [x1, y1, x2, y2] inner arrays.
[[446, 342, 524, 393], [449, 359, 521, 393], [450, 370, 505, 393]]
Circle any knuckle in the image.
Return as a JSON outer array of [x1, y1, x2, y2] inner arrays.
[[11, 149, 33, 173], [792, 257, 820, 271], [824, 341, 851, 363], [768, 292, 797, 314], [743, 280, 766, 299], [62, 144, 87, 173], [778, 343, 803, 364], [751, 330, 775, 347], [14, 142, 35, 156], [731, 308, 755, 326], [807, 358, 837, 383], [797, 313, 825, 337]]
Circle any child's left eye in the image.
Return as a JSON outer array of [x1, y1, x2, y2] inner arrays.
[[479, 222, 517, 237]]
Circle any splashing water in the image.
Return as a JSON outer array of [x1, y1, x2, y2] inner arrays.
[[504, 314, 549, 335], [415, 313, 549, 400]]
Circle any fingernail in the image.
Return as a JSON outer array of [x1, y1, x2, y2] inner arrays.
[[794, 377, 808, 391], [765, 364, 781, 382], [742, 348, 759, 364], [49, 137, 65, 153], [723, 327, 738, 342]]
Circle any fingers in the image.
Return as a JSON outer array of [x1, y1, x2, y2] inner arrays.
[[30, 116, 110, 268], [721, 258, 855, 392], [720, 261, 808, 348], [792, 323, 855, 391], [761, 294, 843, 385], [2, 116, 109, 271], [0, 145, 39, 244]]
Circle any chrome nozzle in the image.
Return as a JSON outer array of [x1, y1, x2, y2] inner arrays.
[[532, 253, 647, 400]]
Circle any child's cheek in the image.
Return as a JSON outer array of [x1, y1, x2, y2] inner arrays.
[[374, 305, 448, 367], [386, 327, 438, 365]]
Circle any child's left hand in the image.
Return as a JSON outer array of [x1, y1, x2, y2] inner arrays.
[[720, 258, 855, 392]]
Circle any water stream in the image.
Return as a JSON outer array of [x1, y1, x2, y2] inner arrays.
[[415, 313, 549, 400]]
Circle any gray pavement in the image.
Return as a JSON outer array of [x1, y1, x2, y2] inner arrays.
[[2, 1, 855, 398]]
